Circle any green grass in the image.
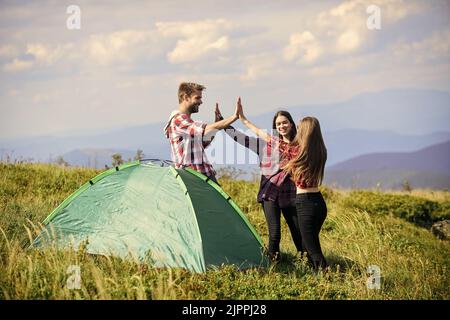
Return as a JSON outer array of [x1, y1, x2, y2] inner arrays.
[[0, 163, 449, 299]]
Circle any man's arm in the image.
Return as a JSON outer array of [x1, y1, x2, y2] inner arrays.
[[204, 98, 240, 136], [204, 115, 237, 135]]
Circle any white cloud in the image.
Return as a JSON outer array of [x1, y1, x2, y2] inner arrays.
[[156, 19, 233, 64], [392, 29, 450, 64], [283, 31, 322, 64], [315, 3, 367, 54], [2, 43, 76, 72], [28, 43, 75, 66], [86, 30, 160, 66], [3, 29, 165, 71], [240, 60, 266, 82], [0, 45, 19, 59], [305, 0, 425, 58], [283, 1, 368, 68], [239, 53, 280, 83], [326, 0, 423, 24], [329, 0, 363, 17], [336, 30, 361, 53], [0, 1, 448, 139], [3, 58, 33, 72], [26, 44, 48, 62], [379, 0, 424, 22], [168, 35, 229, 64]]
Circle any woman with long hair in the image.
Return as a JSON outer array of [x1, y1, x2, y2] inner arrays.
[[218, 98, 303, 262], [283, 116, 328, 272]]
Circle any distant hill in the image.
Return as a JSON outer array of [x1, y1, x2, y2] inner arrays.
[[322, 130, 450, 165], [274, 88, 450, 136], [0, 124, 169, 163], [62, 148, 139, 168], [325, 141, 450, 189]]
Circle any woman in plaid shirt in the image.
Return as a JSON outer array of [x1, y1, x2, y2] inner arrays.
[[218, 98, 303, 262]]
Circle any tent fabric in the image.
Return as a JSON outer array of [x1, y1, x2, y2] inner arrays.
[[32, 161, 268, 272]]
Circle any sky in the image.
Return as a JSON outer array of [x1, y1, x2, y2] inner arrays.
[[0, 0, 449, 139]]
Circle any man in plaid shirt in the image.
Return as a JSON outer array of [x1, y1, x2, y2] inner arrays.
[[164, 82, 241, 184]]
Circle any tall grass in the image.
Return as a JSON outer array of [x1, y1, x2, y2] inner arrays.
[[0, 163, 449, 299]]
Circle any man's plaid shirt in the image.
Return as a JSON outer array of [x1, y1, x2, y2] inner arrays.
[[165, 112, 216, 177]]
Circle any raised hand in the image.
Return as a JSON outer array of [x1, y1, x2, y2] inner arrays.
[[236, 97, 246, 121], [215, 103, 224, 122], [233, 97, 240, 120]]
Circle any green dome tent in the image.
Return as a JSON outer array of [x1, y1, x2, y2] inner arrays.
[[32, 160, 268, 272]]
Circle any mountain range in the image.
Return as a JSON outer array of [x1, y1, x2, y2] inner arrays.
[[1, 88, 449, 189], [325, 140, 450, 190]]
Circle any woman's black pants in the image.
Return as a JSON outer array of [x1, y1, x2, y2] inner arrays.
[[262, 201, 303, 261], [295, 192, 328, 271]]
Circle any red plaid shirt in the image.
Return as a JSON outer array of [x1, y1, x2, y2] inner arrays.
[[261, 137, 318, 189], [227, 129, 298, 208], [258, 135, 299, 208], [166, 113, 216, 177]]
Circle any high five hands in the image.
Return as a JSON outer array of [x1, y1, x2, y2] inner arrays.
[[215, 97, 246, 123], [236, 97, 246, 121], [213, 96, 268, 142]]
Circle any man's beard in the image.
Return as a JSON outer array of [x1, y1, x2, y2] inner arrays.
[[188, 104, 200, 113]]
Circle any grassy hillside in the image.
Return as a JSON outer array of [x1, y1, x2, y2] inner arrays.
[[0, 163, 449, 299]]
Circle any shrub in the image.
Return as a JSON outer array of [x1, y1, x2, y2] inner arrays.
[[344, 191, 441, 227]]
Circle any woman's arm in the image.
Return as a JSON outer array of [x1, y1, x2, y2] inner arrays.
[[238, 97, 271, 143]]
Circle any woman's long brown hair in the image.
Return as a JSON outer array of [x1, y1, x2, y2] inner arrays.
[[283, 117, 327, 186]]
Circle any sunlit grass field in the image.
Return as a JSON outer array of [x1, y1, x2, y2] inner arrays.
[[0, 163, 449, 299]]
